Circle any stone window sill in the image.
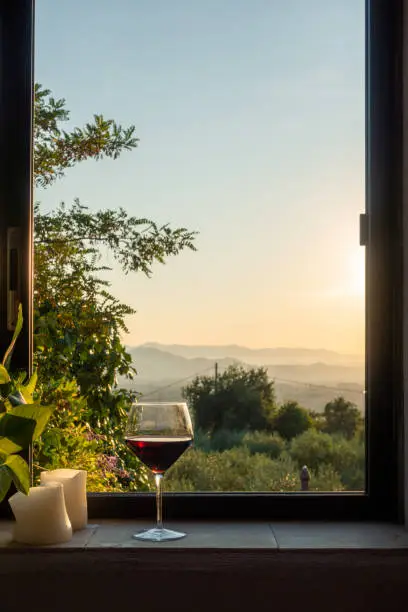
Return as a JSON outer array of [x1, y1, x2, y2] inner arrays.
[[1, 521, 407, 612], [1, 520, 408, 551]]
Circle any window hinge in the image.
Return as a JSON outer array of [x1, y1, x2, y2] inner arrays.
[[359, 213, 368, 246]]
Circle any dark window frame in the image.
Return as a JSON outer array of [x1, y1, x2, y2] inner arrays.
[[0, 0, 404, 522]]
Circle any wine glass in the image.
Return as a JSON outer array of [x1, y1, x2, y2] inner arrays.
[[124, 401, 193, 541]]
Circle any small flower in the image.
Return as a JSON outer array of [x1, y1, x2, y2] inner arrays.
[[97, 454, 118, 471]]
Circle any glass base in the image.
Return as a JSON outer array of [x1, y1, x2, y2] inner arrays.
[[133, 527, 187, 542]]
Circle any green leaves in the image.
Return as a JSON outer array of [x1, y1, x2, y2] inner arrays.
[[17, 370, 38, 403], [0, 404, 51, 502], [274, 401, 312, 441], [0, 466, 12, 503], [0, 365, 10, 385], [3, 455, 30, 496], [0, 313, 52, 503], [0, 454, 30, 503], [0, 413, 36, 454], [34, 84, 139, 188], [184, 365, 277, 434], [0, 403, 52, 456], [30, 82, 197, 495], [11, 403, 53, 441]]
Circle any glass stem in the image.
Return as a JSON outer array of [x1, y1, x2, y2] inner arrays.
[[155, 473, 163, 530]]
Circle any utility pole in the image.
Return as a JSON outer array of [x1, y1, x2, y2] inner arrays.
[[214, 361, 218, 393]]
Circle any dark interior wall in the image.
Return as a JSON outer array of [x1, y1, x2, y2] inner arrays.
[[1, 549, 407, 612]]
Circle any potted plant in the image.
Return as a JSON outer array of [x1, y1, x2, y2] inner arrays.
[[0, 305, 53, 502]]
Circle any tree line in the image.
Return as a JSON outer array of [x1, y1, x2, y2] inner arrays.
[[183, 365, 363, 441], [170, 365, 365, 492]]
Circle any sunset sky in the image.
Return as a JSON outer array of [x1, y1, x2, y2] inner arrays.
[[35, 0, 365, 354]]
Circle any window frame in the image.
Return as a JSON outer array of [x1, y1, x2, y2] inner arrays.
[[0, 0, 404, 522]]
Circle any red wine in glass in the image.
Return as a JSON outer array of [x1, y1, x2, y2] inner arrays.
[[124, 401, 194, 542], [125, 436, 193, 474]]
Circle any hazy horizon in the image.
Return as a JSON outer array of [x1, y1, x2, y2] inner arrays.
[[35, 1, 365, 354], [136, 341, 364, 357]]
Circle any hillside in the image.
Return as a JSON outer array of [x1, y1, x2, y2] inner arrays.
[[128, 346, 364, 384], [123, 345, 364, 411], [127, 346, 237, 382], [140, 342, 363, 366], [266, 363, 363, 385]]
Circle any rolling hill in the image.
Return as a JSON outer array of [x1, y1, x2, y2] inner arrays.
[[123, 345, 364, 411], [127, 346, 237, 382], [140, 342, 363, 366]]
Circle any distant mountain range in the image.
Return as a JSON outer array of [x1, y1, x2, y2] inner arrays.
[[139, 342, 363, 366], [127, 346, 238, 382], [127, 344, 364, 384]]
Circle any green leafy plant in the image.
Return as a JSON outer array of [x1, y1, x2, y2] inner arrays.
[[0, 305, 53, 502], [32, 85, 196, 490], [33, 380, 149, 493]]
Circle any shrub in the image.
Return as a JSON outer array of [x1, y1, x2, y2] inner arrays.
[[330, 435, 365, 490], [274, 401, 312, 440], [194, 428, 245, 452], [193, 429, 213, 453], [289, 429, 334, 471], [289, 429, 365, 490], [166, 447, 300, 492], [208, 428, 246, 452], [34, 381, 150, 492], [243, 431, 286, 459], [166, 437, 360, 493], [309, 465, 344, 492]]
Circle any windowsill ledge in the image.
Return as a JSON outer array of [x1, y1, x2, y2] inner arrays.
[[0, 520, 408, 551], [1, 521, 408, 612]]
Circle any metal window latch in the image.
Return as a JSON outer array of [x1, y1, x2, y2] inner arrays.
[[359, 213, 369, 246], [7, 227, 21, 331]]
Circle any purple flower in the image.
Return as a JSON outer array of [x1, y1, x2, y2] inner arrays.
[[97, 454, 118, 471]]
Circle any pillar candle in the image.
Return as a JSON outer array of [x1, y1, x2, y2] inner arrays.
[[40, 468, 87, 530], [9, 483, 72, 545]]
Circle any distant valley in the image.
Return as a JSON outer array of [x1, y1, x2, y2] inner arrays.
[[121, 344, 365, 412]]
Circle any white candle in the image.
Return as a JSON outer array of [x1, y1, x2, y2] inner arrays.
[[9, 483, 72, 545], [41, 469, 87, 530]]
